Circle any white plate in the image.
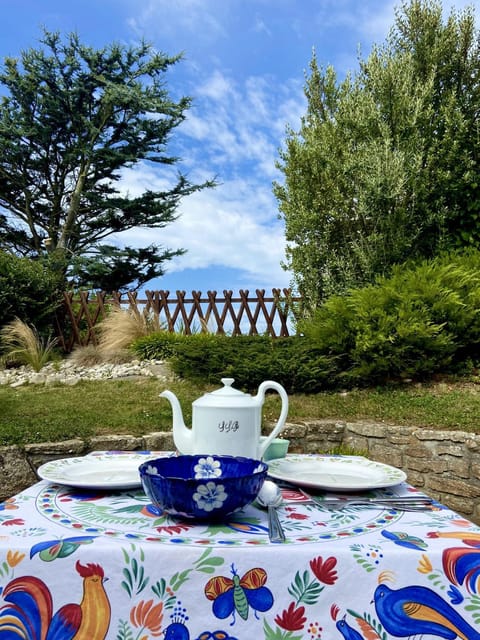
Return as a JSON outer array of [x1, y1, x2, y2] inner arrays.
[[267, 455, 407, 491], [37, 452, 168, 490]]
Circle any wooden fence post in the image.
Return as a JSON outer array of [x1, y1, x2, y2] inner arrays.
[[56, 289, 301, 350]]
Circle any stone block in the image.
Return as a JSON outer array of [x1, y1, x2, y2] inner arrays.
[[369, 444, 403, 468], [473, 506, 480, 526], [440, 495, 474, 516], [281, 423, 307, 439], [405, 457, 448, 474], [143, 432, 175, 451], [445, 458, 470, 479], [342, 434, 368, 453], [304, 421, 345, 442], [24, 439, 86, 455], [472, 462, 480, 480], [436, 444, 466, 457], [404, 470, 425, 487], [288, 443, 306, 454], [388, 432, 413, 445], [304, 443, 326, 454], [403, 444, 432, 458], [305, 432, 330, 443], [466, 438, 480, 452], [427, 476, 480, 499], [345, 421, 388, 438], [88, 434, 144, 451], [0, 446, 37, 501], [415, 429, 468, 443], [26, 439, 88, 470], [387, 425, 415, 445]]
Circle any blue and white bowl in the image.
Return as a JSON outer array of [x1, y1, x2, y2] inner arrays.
[[139, 454, 268, 520]]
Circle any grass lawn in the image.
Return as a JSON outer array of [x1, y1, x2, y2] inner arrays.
[[0, 376, 479, 446]]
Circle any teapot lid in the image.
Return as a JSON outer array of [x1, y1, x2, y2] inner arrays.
[[193, 378, 253, 407]]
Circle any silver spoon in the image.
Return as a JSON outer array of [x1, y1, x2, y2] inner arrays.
[[256, 480, 286, 543]]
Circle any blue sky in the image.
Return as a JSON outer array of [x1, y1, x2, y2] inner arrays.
[[2, 0, 479, 295]]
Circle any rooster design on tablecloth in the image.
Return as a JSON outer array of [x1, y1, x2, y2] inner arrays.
[[0, 560, 111, 639], [428, 529, 480, 594]]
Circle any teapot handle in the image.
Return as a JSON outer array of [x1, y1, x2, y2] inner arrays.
[[256, 381, 289, 459]]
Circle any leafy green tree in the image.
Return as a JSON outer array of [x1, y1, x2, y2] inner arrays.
[[0, 250, 63, 334], [0, 30, 214, 291], [274, 0, 480, 310]]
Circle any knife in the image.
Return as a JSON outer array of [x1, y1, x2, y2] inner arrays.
[[278, 484, 434, 505]]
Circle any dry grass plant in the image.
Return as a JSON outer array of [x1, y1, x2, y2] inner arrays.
[[68, 344, 105, 367], [67, 344, 137, 366], [97, 306, 164, 356], [0, 317, 58, 372]]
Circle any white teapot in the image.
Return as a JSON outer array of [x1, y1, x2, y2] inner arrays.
[[160, 377, 289, 459]]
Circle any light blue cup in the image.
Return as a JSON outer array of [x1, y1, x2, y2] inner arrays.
[[261, 437, 290, 461]]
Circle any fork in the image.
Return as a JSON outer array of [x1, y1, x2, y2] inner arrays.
[[279, 484, 435, 511], [320, 499, 434, 511]]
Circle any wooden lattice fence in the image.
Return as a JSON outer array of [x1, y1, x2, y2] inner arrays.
[[56, 288, 301, 352]]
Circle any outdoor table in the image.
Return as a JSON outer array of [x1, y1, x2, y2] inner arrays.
[[0, 452, 480, 640]]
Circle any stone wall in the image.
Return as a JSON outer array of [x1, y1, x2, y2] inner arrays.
[[1, 420, 479, 524], [281, 420, 480, 524]]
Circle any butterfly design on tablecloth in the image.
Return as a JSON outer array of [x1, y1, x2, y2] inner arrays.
[[205, 564, 274, 624]]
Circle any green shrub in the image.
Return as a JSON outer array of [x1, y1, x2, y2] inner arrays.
[[302, 248, 480, 384], [133, 331, 184, 361], [0, 251, 63, 336], [389, 251, 480, 363], [133, 332, 336, 393], [172, 335, 271, 388], [263, 338, 339, 393], [134, 249, 480, 391]]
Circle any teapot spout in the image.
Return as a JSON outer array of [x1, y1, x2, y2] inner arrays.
[[159, 390, 194, 455]]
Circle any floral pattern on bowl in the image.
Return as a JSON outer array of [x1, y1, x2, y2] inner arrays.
[[194, 456, 222, 479], [139, 454, 268, 520], [193, 481, 227, 511]]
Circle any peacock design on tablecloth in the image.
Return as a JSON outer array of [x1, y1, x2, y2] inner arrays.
[[329, 528, 480, 640], [162, 601, 239, 640], [373, 582, 480, 639], [331, 604, 376, 639]]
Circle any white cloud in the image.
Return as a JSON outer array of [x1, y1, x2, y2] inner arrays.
[[111, 0, 310, 289], [113, 154, 289, 284], [126, 0, 228, 44], [179, 69, 304, 180], [114, 172, 288, 284], [272, 89, 306, 136], [197, 70, 234, 101], [253, 15, 272, 37], [124, 0, 480, 293]]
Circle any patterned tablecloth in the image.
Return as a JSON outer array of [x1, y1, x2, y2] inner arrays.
[[0, 451, 479, 640]]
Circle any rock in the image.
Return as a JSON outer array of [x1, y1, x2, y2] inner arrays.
[[0, 446, 38, 498], [30, 373, 47, 384], [1, 359, 173, 387], [10, 379, 27, 388]]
